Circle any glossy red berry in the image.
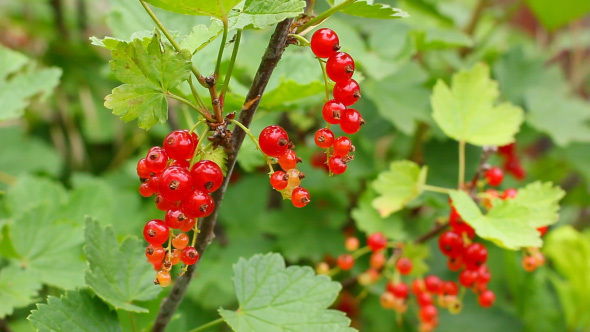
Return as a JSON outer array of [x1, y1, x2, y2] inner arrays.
[[328, 156, 348, 175], [522, 255, 537, 272], [145, 147, 169, 173], [498, 143, 515, 156], [155, 194, 176, 211], [326, 52, 355, 83], [270, 171, 289, 190], [180, 246, 200, 265], [322, 100, 345, 124], [339, 108, 363, 134], [441, 281, 459, 296], [345, 237, 360, 251], [447, 256, 463, 272], [178, 216, 196, 232], [310, 152, 329, 172], [291, 187, 310, 208], [438, 231, 464, 257], [502, 188, 518, 199], [396, 257, 412, 275], [145, 244, 165, 263], [182, 190, 215, 218], [459, 269, 478, 287], [333, 79, 360, 106], [463, 243, 488, 269], [411, 279, 425, 295], [191, 160, 223, 193], [337, 253, 355, 270], [419, 305, 438, 322], [387, 282, 409, 299], [314, 128, 335, 149], [143, 219, 169, 246], [172, 233, 189, 250], [537, 226, 548, 237], [158, 166, 192, 201], [367, 232, 387, 252], [478, 290, 495, 307], [172, 159, 190, 168], [278, 149, 299, 171], [259, 125, 289, 158], [139, 182, 155, 197], [424, 275, 442, 294], [476, 265, 492, 284], [485, 167, 504, 186], [163, 130, 197, 161], [504, 156, 526, 179], [165, 209, 189, 229], [137, 158, 151, 178], [370, 252, 386, 269], [333, 137, 354, 156], [310, 28, 340, 58], [417, 292, 433, 307]]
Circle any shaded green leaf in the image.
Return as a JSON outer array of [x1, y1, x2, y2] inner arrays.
[[0, 127, 62, 178], [229, 0, 306, 30], [431, 63, 524, 146], [144, 0, 241, 19], [28, 289, 121, 332], [0, 266, 42, 318], [90, 31, 153, 50], [259, 79, 324, 109], [219, 253, 356, 332], [511, 181, 565, 228], [413, 28, 473, 50], [525, 0, 590, 30], [179, 20, 224, 53], [84, 219, 161, 312], [352, 188, 406, 239], [372, 160, 428, 217]]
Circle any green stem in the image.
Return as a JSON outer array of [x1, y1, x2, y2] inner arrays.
[[459, 140, 466, 188], [188, 318, 224, 332], [189, 119, 207, 134], [190, 126, 211, 167], [288, 33, 310, 46], [129, 312, 138, 332], [351, 246, 371, 259], [230, 119, 275, 173], [306, 0, 315, 15], [188, 76, 207, 110], [317, 58, 331, 101], [220, 29, 242, 101], [422, 184, 452, 195], [214, 19, 229, 80], [168, 93, 216, 122], [297, 0, 357, 32], [182, 106, 195, 128]]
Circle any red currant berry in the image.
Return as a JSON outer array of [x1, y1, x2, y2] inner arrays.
[[156, 270, 171, 287], [155, 194, 176, 211], [447, 256, 464, 272], [369, 251, 386, 269], [145, 244, 165, 263], [165, 209, 188, 229], [339, 108, 363, 134], [345, 237, 360, 251], [147, 175, 159, 193], [310, 152, 329, 172], [143, 219, 169, 246], [163, 130, 197, 161], [424, 275, 442, 294], [337, 253, 354, 270], [314, 128, 335, 149], [485, 167, 504, 186], [333, 137, 354, 156], [310, 28, 340, 58], [291, 187, 310, 208], [417, 292, 433, 307], [459, 269, 478, 287], [333, 79, 360, 106], [326, 52, 355, 83], [137, 158, 151, 179], [145, 147, 169, 173], [169, 249, 181, 265], [172, 233, 189, 250], [178, 216, 196, 232], [172, 158, 190, 168], [158, 166, 192, 201], [463, 243, 488, 269], [396, 257, 412, 275], [180, 246, 200, 265], [419, 305, 438, 322], [476, 265, 491, 284], [270, 171, 289, 190], [478, 290, 495, 307], [522, 255, 537, 272], [322, 100, 345, 124], [438, 231, 464, 257], [139, 182, 155, 197], [387, 282, 409, 299], [498, 143, 515, 156], [442, 281, 459, 296], [411, 279, 425, 295], [502, 188, 518, 199], [278, 149, 299, 171], [504, 156, 526, 179], [259, 125, 289, 158], [367, 232, 387, 252], [182, 190, 215, 218], [449, 208, 476, 239], [537, 226, 548, 237], [328, 156, 348, 174], [191, 160, 223, 193]]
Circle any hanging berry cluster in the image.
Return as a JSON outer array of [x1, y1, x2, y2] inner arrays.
[[136, 129, 224, 287], [497, 143, 525, 180], [311, 28, 362, 175]]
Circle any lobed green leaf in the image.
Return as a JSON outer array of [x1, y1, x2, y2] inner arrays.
[[144, 0, 241, 19], [0, 266, 42, 318], [372, 160, 428, 217], [229, 0, 306, 30]]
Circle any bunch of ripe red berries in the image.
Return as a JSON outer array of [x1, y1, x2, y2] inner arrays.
[[136, 130, 224, 286], [311, 28, 362, 175], [498, 143, 525, 180]]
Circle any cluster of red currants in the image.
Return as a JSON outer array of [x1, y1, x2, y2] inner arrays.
[[498, 143, 525, 180], [311, 28, 362, 175], [136, 130, 224, 287], [260, 125, 310, 208]]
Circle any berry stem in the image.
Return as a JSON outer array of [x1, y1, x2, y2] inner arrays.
[[468, 145, 496, 195], [422, 184, 452, 195], [188, 317, 224, 332], [306, 0, 315, 16], [317, 58, 331, 102], [214, 19, 229, 83], [220, 29, 242, 103], [189, 126, 210, 167], [189, 119, 207, 134], [190, 219, 200, 247], [459, 140, 466, 188], [167, 93, 216, 123], [229, 119, 275, 173], [188, 76, 207, 110], [297, 0, 357, 33], [288, 33, 310, 46]]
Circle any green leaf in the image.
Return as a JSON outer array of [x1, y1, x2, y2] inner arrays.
[[0, 266, 42, 318], [28, 289, 121, 332], [104, 32, 191, 129], [525, 0, 590, 31], [511, 181, 565, 228], [259, 79, 324, 109], [544, 226, 590, 330], [372, 160, 428, 218], [229, 0, 306, 30], [144, 0, 241, 19], [334, 0, 409, 19], [200, 147, 229, 176], [0, 127, 62, 178], [3, 176, 67, 216], [413, 28, 473, 50], [364, 63, 431, 135], [402, 243, 429, 276], [352, 189, 406, 239], [90, 31, 153, 50], [7, 205, 86, 289], [84, 219, 161, 312], [525, 88, 590, 147], [0, 45, 62, 121], [431, 63, 524, 146], [449, 190, 541, 250], [179, 20, 224, 54], [219, 253, 356, 332]]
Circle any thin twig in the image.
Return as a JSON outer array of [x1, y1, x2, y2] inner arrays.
[[150, 18, 295, 332], [415, 221, 448, 244], [468, 146, 496, 195]]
